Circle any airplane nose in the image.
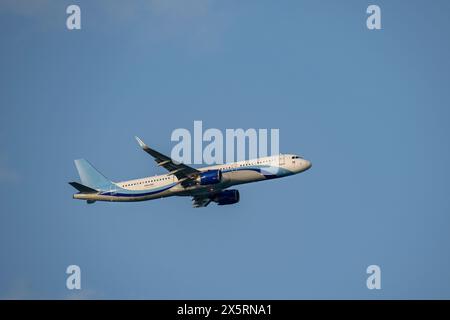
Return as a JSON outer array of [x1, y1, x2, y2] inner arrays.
[[304, 160, 312, 170]]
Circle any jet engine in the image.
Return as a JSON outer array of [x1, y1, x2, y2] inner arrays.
[[214, 189, 240, 205], [197, 170, 222, 185]]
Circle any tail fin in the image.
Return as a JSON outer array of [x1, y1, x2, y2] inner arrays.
[[74, 159, 115, 191]]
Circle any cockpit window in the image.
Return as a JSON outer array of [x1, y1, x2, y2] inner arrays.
[[291, 156, 303, 159]]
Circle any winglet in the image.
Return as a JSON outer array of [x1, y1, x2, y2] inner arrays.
[[135, 136, 147, 149]]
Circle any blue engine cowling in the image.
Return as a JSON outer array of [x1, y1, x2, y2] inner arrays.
[[214, 189, 240, 205], [198, 170, 222, 185]]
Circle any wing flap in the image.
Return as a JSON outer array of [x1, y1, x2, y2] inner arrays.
[[192, 195, 212, 208]]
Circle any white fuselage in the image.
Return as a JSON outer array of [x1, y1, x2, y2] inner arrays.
[[73, 154, 311, 202]]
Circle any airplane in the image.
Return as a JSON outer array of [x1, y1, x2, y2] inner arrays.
[[69, 137, 312, 207]]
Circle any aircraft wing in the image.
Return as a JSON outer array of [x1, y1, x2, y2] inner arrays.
[[135, 136, 200, 185], [192, 195, 212, 208]]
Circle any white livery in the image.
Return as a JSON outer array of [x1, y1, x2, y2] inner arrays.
[[69, 137, 312, 207]]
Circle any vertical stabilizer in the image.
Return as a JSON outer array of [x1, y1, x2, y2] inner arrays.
[[74, 159, 115, 191]]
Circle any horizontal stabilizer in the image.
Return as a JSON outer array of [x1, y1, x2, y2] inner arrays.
[[69, 182, 98, 194]]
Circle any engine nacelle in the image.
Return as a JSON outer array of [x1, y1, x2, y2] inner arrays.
[[214, 189, 240, 205], [197, 170, 222, 185]]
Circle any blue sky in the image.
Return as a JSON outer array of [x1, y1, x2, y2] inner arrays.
[[1, 0, 450, 299]]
